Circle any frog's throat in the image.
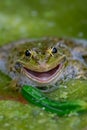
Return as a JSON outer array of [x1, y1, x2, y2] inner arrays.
[[22, 57, 66, 84]]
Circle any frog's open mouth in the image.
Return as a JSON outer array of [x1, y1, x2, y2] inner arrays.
[[23, 62, 64, 84]]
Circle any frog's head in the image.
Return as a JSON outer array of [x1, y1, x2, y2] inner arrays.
[[12, 38, 69, 85]]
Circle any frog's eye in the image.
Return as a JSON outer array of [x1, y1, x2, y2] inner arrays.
[[47, 47, 57, 56], [52, 47, 57, 54], [25, 50, 31, 57]]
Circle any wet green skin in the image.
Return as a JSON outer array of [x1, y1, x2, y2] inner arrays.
[[0, 37, 87, 92]]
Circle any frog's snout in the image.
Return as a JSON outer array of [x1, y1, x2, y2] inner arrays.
[[14, 62, 22, 72], [38, 61, 49, 70]]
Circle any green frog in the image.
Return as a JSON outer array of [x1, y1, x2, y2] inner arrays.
[[0, 37, 87, 92]]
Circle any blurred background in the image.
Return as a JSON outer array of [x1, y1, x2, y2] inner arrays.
[[0, 0, 87, 46]]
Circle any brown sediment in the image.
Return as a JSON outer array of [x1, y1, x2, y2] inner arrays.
[[0, 94, 28, 104]]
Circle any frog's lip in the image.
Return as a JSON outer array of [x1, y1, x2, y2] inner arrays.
[[22, 60, 65, 84]]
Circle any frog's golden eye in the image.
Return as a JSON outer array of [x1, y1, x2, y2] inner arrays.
[[47, 47, 57, 56], [25, 50, 31, 57], [52, 47, 57, 54]]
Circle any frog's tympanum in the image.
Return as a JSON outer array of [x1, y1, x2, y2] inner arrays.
[[0, 37, 87, 92]]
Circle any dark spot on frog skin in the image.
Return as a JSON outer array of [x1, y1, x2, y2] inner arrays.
[[14, 62, 22, 72]]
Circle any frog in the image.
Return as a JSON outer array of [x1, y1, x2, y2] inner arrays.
[[0, 37, 87, 92]]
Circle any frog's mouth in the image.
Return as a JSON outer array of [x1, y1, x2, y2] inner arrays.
[[22, 60, 65, 84]]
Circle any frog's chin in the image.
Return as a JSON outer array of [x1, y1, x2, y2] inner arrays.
[[22, 62, 64, 84]]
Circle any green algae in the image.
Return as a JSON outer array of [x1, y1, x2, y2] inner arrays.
[[0, 74, 87, 130], [48, 79, 87, 101], [0, 99, 87, 130]]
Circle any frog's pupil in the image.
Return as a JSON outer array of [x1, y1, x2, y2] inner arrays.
[[25, 50, 31, 56], [52, 47, 57, 53]]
